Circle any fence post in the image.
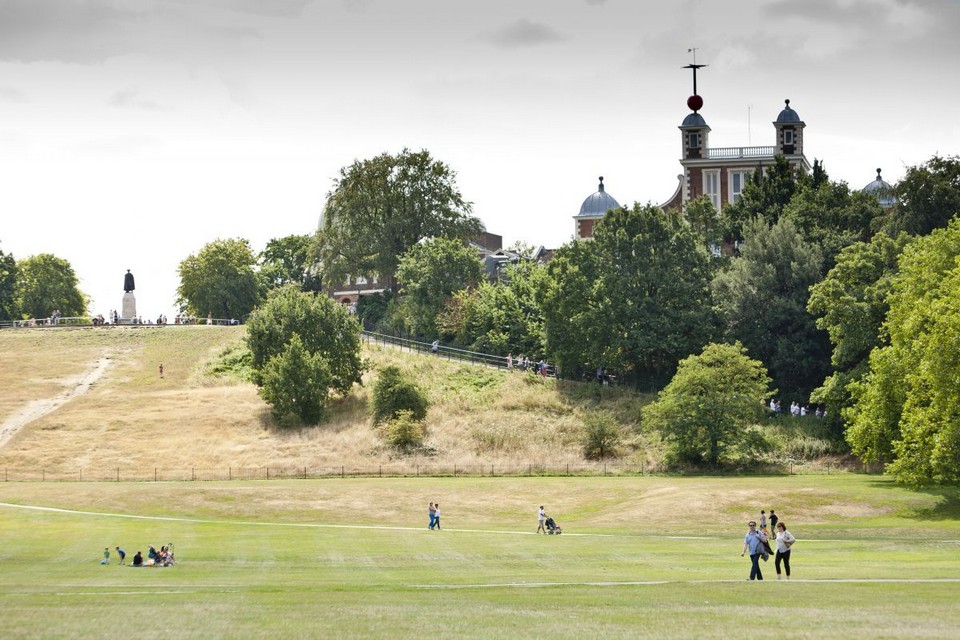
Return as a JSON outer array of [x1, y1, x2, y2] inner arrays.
[[229, 467, 232, 481], [417, 465, 419, 477], [454, 464, 457, 477], [491, 464, 494, 477], [341, 465, 344, 478], [116, 467, 119, 482], [304, 466, 307, 479], [79, 468, 82, 482], [192, 468, 195, 481], [379, 465, 382, 478], [154, 467, 158, 482], [266, 467, 270, 480]]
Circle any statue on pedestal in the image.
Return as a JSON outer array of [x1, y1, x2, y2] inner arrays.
[[121, 270, 137, 321]]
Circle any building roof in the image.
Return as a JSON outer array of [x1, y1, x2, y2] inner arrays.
[[578, 177, 620, 218], [775, 99, 802, 124], [681, 112, 708, 127], [863, 168, 896, 208]]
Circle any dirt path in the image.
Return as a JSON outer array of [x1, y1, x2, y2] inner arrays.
[[0, 355, 112, 448]]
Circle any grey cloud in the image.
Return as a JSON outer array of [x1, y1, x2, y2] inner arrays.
[[0, 86, 27, 103], [584, 0, 609, 5], [109, 89, 171, 112], [342, 0, 376, 13], [482, 19, 569, 48]]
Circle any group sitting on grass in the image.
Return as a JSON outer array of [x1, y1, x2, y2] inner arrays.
[[107, 544, 175, 567]]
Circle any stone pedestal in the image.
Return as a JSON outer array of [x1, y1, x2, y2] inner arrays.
[[122, 292, 137, 321]]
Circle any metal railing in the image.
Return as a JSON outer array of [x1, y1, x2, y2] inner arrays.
[[0, 317, 242, 329], [362, 330, 556, 377], [706, 145, 775, 159]]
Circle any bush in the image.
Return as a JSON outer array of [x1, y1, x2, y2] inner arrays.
[[371, 365, 429, 425], [382, 410, 426, 451], [582, 412, 624, 460], [258, 334, 331, 425]]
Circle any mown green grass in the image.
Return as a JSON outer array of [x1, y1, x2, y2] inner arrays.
[[1, 475, 958, 639]]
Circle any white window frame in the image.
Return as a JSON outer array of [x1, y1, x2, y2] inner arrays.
[[703, 169, 721, 210], [783, 129, 794, 146], [688, 132, 700, 149], [729, 170, 751, 204]]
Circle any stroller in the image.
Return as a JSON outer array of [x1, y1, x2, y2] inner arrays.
[[545, 516, 562, 535]]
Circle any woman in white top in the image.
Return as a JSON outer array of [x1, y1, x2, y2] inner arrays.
[[774, 521, 796, 579]]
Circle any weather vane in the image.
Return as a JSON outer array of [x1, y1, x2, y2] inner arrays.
[[683, 48, 707, 112]]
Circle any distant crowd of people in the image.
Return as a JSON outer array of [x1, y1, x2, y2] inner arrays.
[[769, 398, 825, 419], [506, 353, 552, 377], [103, 544, 175, 567]]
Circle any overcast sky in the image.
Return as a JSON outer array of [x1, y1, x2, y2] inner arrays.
[[2, 0, 959, 319]]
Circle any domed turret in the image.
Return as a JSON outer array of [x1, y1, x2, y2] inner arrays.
[[775, 99, 802, 123], [863, 168, 895, 209], [579, 177, 620, 218], [774, 99, 805, 156]]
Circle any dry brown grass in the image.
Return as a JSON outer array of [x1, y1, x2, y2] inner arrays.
[[0, 326, 651, 473]]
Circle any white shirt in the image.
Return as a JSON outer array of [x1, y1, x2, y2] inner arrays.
[[776, 530, 795, 553], [538, 508, 545, 521]]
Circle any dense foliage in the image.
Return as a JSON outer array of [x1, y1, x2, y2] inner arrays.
[[845, 219, 960, 485], [258, 333, 332, 424], [371, 365, 429, 426], [643, 342, 772, 467], [312, 149, 483, 291], [177, 238, 262, 320], [14, 253, 86, 319], [0, 246, 19, 321]]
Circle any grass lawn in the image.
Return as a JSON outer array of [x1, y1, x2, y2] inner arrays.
[[1, 474, 959, 639]]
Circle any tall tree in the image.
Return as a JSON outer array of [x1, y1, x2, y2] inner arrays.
[[845, 219, 960, 485], [177, 238, 262, 319], [884, 155, 960, 237], [259, 234, 319, 292], [721, 155, 804, 240], [712, 217, 830, 401], [541, 204, 716, 386], [15, 253, 86, 319], [312, 148, 483, 291], [807, 232, 910, 430], [0, 246, 17, 321], [245, 285, 365, 396], [395, 237, 484, 339], [643, 342, 772, 467]]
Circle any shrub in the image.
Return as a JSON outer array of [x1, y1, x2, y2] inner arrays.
[[371, 365, 429, 425], [583, 412, 624, 460], [258, 334, 331, 425], [382, 410, 426, 451]]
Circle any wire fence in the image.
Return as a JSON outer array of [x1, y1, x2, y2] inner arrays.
[[0, 461, 867, 482]]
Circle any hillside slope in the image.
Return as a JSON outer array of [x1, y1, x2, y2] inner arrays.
[[0, 326, 649, 474]]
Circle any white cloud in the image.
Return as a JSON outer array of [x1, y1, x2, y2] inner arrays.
[[481, 18, 570, 48]]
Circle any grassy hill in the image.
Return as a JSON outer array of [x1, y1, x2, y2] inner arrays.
[[0, 326, 653, 475]]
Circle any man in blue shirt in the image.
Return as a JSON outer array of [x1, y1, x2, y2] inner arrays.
[[740, 521, 768, 580]]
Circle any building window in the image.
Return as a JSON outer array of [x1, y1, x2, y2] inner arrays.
[[783, 129, 794, 146], [703, 170, 720, 210], [343, 274, 351, 287], [729, 171, 751, 203], [688, 132, 700, 148], [356, 275, 367, 285]]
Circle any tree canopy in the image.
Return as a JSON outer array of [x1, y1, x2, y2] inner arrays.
[[177, 238, 262, 320], [395, 236, 484, 339], [712, 217, 830, 401], [259, 234, 319, 292], [245, 286, 365, 396], [15, 253, 86, 319], [312, 149, 483, 291], [0, 246, 17, 321], [885, 155, 960, 237], [643, 342, 772, 467], [844, 219, 960, 485]]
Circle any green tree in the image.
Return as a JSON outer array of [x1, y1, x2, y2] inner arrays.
[[0, 246, 17, 321], [712, 217, 830, 401], [807, 232, 910, 429], [845, 219, 960, 485], [683, 195, 727, 260], [312, 148, 483, 291], [438, 260, 546, 357], [884, 155, 960, 237], [643, 342, 772, 467], [246, 286, 365, 395], [15, 253, 86, 319], [258, 333, 332, 425], [591, 203, 716, 387], [539, 239, 602, 381], [259, 234, 319, 292], [781, 176, 885, 270], [721, 155, 804, 240], [177, 238, 262, 319], [582, 412, 624, 460], [370, 365, 429, 425], [395, 237, 483, 338]]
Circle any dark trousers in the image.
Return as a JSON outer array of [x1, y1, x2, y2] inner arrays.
[[750, 553, 763, 580], [775, 549, 791, 576]]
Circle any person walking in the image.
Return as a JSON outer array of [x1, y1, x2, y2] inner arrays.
[[759, 510, 767, 530], [433, 503, 441, 530], [769, 509, 779, 531], [537, 506, 546, 534], [740, 521, 767, 581], [159, 363, 164, 379], [774, 521, 796, 580], [428, 502, 436, 529]]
